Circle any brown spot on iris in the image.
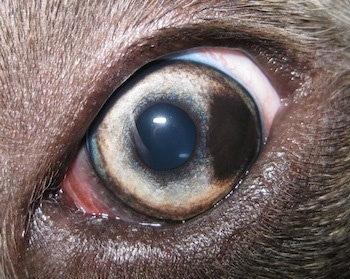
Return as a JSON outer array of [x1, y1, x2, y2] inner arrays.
[[208, 81, 261, 180]]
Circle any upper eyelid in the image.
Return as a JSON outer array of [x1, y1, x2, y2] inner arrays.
[[98, 23, 304, 110]]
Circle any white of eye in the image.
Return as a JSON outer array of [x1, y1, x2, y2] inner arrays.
[[171, 47, 280, 139]]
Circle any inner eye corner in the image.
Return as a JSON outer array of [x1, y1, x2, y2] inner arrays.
[[60, 47, 281, 224]]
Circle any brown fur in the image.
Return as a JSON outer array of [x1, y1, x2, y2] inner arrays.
[[0, 0, 349, 278]]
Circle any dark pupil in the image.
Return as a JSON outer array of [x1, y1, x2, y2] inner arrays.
[[135, 103, 197, 171]]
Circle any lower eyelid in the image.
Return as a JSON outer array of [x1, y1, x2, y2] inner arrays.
[[60, 147, 111, 215], [60, 146, 165, 225]]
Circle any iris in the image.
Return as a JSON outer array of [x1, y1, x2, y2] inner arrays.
[[84, 48, 278, 220]]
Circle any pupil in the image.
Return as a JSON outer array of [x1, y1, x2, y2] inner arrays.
[[135, 103, 197, 171]]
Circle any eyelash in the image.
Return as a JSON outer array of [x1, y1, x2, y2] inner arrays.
[[56, 47, 282, 225]]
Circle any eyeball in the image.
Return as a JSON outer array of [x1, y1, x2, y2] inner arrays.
[[86, 48, 280, 221]]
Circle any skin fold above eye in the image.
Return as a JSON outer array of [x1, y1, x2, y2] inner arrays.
[[0, 1, 349, 278]]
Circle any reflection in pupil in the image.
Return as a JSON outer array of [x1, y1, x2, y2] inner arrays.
[[135, 103, 196, 171]]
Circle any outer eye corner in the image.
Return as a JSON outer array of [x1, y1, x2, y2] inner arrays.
[[61, 47, 281, 224]]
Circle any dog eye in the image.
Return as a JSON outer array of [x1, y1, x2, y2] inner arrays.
[[60, 48, 280, 222]]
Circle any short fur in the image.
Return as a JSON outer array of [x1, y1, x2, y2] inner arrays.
[[0, 0, 349, 278]]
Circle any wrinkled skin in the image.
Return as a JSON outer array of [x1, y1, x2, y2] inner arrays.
[[0, 0, 349, 278]]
